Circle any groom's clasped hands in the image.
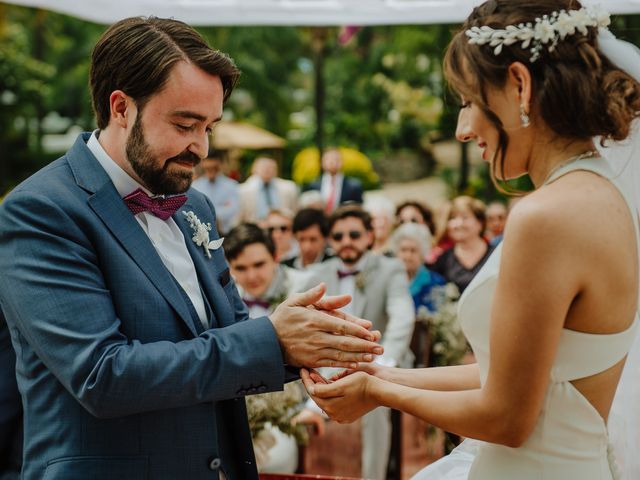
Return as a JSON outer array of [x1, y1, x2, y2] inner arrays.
[[269, 282, 384, 369], [271, 282, 388, 424]]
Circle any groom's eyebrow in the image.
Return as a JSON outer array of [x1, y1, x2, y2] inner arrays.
[[171, 110, 222, 123]]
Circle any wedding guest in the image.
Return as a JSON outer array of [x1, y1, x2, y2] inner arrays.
[[396, 200, 436, 236], [485, 200, 508, 246], [282, 208, 333, 270], [426, 201, 454, 264], [303, 3, 640, 480], [264, 209, 299, 263], [0, 16, 382, 480], [239, 156, 298, 223], [309, 205, 414, 480], [304, 148, 363, 214], [224, 223, 325, 474], [191, 149, 240, 235], [390, 223, 446, 313], [431, 196, 493, 293], [298, 190, 324, 210], [364, 196, 396, 256]]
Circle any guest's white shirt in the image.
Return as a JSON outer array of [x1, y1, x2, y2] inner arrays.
[[87, 131, 208, 328], [336, 253, 369, 317]]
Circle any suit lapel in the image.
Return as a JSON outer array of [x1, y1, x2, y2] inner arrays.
[[353, 254, 378, 318], [88, 184, 201, 337], [175, 202, 234, 328]]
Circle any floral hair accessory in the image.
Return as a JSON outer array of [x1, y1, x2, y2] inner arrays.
[[465, 5, 611, 62]]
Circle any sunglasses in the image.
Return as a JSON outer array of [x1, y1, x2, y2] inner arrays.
[[331, 230, 363, 242], [267, 225, 291, 234]]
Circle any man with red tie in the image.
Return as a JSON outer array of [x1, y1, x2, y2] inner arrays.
[[304, 148, 364, 214]]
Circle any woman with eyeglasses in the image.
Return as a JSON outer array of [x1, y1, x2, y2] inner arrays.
[[431, 196, 493, 294]]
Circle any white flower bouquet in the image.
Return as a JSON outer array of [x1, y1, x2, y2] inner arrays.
[[417, 283, 468, 367]]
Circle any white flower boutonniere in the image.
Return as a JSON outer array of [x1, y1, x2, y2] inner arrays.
[[182, 211, 224, 259]]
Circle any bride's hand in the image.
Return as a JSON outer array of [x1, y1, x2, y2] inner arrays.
[[328, 362, 391, 382], [301, 368, 380, 423]]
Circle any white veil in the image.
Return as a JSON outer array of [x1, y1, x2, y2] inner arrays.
[[598, 30, 640, 480]]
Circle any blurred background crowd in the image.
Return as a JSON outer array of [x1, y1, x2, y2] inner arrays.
[[1, 3, 639, 479]]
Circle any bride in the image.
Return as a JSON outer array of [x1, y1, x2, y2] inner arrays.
[[301, 1, 640, 479]]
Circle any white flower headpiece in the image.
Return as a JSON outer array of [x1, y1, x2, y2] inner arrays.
[[466, 6, 611, 62]]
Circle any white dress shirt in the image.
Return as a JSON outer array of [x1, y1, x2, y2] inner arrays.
[[336, 254, 369, 317], [87, 131, 208, 328]]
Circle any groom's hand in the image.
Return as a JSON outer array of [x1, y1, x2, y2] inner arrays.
[[269, 283, 384, 369]]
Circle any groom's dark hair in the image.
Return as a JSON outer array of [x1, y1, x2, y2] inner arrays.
[[90, 16, 240, 129]]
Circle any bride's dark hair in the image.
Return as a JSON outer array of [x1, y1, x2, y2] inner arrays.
[[444, 0, 640, 188]]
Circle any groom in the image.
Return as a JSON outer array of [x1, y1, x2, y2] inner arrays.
[[0, 17, 382, 480]]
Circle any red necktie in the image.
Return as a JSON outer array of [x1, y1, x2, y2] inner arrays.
[[123, 188, 188, 221], [325, 176, 337, 213]]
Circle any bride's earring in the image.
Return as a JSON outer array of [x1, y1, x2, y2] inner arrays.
[[520, 104, 531, 128]]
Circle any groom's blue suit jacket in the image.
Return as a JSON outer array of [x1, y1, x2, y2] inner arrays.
[[0, 134, 289, 479]]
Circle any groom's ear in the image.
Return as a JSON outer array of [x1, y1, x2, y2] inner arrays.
[[109, 90, 134, 129]]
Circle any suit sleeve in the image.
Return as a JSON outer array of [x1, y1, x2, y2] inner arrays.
[[0, 191, 286, 419], [380, 259, 416, 367]]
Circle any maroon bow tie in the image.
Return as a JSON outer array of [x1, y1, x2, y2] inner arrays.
[[123, 188, 188, 221], [243, 298, 271, 310], [337, 269, 360, 279]]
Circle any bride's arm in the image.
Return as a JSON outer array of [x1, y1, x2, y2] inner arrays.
[[369, 363, 481, 391], [305, 195, 584, 447]]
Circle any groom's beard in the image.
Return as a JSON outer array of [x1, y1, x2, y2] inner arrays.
[[125, 115, 199, 195]]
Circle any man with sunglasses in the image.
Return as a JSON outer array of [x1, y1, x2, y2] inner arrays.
[[308, 205, 415, 480]]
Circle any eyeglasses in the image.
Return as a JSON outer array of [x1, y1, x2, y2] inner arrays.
[[331, 230, 363, 242], [400, 218, 421, 224], [267, 225, 290, 234]]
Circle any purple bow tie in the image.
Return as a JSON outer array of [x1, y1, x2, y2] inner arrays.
[[337, 269, 360, 279], [123, 188, 188, 221], [243, 298, 271, 310]]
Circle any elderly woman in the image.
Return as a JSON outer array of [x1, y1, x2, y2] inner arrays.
[[431, 196, 493, 293], [391, 223, 446, 313]]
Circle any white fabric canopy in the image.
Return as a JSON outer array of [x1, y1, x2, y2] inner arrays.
[[4, 0, 640, 26]]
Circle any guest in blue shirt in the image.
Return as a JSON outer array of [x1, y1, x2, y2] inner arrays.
[[391, 222, 445, 312], [192, 149, 240, 235]]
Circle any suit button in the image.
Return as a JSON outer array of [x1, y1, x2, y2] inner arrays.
[[208, 457, 221, 470]]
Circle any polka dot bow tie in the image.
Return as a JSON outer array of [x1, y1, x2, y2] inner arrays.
[[123, 188, 188, 221]]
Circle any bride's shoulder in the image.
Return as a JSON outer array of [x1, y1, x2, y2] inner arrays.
[[505, 174, 628, 251]]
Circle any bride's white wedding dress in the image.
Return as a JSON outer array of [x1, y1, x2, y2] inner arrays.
[[413, 156, 640, 480]]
